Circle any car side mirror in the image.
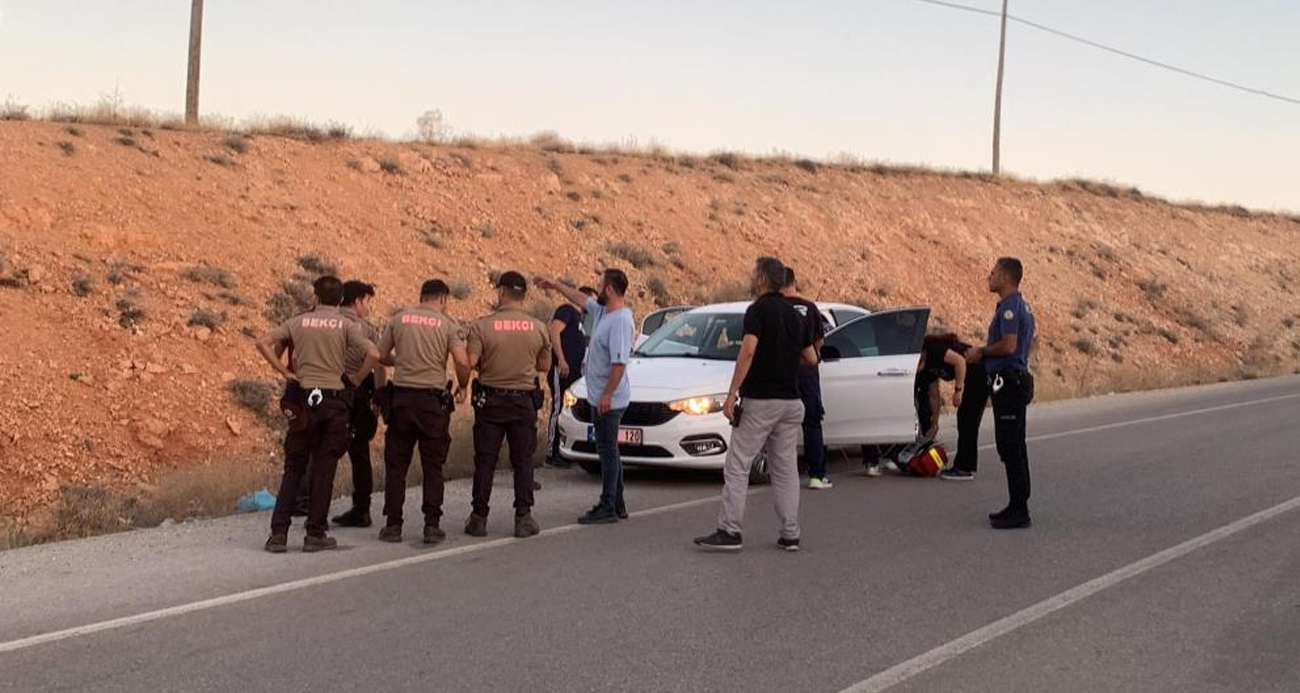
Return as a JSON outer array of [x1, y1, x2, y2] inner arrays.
[[820, 345, 841, 362]]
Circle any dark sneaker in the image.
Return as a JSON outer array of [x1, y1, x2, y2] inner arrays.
[[615, 504, 629, 520], [939, 469, 975, 482], [464, 513, 488, 537], [378, 525, 402, 543], [332, 507, 373, 527], [694, 529, 743, 551], [303, 535, 339, 553], [264, 533, 288, 554], [544, 456, 572, 469], [532, 480, 543, 491], [423, 525, 446, 545], [777, 537, 801, 552], [991, 514, 1032, 530], [578, 505, 619, 525], [514, 514, 541, 538]]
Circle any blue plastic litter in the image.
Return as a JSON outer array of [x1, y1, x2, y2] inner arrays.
[[236, 489, 277, 513]]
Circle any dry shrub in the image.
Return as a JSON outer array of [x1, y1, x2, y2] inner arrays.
[[709, 283, 752, 303], [646, 275, 670, 306], [146, 459, 281, 521], [607, 241, 655, 269], [617, 173, 633, 183], [71, 275, 94, 297], [57, 141, 77, 156], [182, 264, 237, 289], [204, 153, 236, 168], [794, 159, 819, 174], [266, 279, 315, 322], [379, 159, 404, 176], [229, 379, 278, 424], [188, 308, 224, 330], [531, 131, 576, 153], [1, 98, 31, 121], [296, 254, 338, 277], [50, 484, 135, 539], [223, 134, 250, 154], [116, 295, 146, 328], [449, 281, 473, 300], [710, 152, 742, 170], [243, 117, 349, 143]]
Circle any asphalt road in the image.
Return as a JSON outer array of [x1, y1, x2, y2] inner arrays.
[[2, 376, 1298, 693]]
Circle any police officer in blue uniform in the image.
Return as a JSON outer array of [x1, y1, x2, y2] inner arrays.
[[966, 257, 1036, 529]]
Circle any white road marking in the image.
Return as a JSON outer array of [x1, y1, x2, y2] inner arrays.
[[837, 492, 1300, 693], [1, 389, 1296, 656], [975, 391, 1300, 451], [0, 494, 726, 655]]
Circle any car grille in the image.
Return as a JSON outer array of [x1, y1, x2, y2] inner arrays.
[[570, 401, 679, 427], [572, 442, 674, 458]]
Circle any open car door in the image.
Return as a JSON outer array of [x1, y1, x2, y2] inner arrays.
[[635, 305, 695, 348], [818, 307, 930, 445]]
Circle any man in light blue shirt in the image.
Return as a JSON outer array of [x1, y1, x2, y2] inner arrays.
[[536, 270, 635, 524]]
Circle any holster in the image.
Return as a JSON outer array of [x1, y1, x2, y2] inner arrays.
[[531, 378, 545, 411], [280, 381, 310, 432], [441, 380, 456, 414], [471, 380, 487, 410], [374, 384, 394, 422]]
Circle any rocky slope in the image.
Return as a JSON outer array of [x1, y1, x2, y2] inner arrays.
[[1, 120, 1297, 527]]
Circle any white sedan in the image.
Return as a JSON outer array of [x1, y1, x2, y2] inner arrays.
[[556, 302, 930, 482]]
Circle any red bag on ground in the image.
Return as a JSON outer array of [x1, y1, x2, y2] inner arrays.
[[906, 444, 949, 477]]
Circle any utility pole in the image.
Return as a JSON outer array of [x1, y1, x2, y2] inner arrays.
[[185, 0, 204, 125], [993, 0, 1003, 175]]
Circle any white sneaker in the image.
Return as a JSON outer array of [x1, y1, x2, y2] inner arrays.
[[883, 460, 900, 473], [865, 464, 883, 478], [808, 477, 833, 490]]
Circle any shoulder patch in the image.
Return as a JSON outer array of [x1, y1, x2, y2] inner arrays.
[[1002, 309, 1016, 321]]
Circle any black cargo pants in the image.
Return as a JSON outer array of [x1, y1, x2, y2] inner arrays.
[[990, 370, 1033, 513], [471, 390, 538, 518], [383, 387, 452, 528], [272, 395, 351, 537]]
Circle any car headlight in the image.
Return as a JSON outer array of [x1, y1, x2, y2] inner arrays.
[[668, 394, 727, 416], [563, 390, 579, 409]]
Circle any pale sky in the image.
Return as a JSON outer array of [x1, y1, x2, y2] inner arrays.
[[1, 0, 1297, 211]]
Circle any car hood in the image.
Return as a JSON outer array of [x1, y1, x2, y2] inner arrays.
[[571, 357, 734, 402]]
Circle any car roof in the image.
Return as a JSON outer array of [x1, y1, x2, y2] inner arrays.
[[688, 301, 870, 315]]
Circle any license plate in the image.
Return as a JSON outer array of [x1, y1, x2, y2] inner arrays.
[[587, 426, 644, 445]]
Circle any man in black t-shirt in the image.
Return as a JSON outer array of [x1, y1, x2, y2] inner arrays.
[[545, 286, 598, 468], [781, 268, 832, 489], [695, 257, 817, 552]]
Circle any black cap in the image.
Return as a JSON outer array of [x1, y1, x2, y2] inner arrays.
[[496, 271, 527, 293]]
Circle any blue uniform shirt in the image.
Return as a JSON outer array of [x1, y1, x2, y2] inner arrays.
[[985, 292, 1035, 374]]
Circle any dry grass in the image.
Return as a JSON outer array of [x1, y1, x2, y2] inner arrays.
[[296, 254, 338, 277], [188, 308, 224, 330], [70, 275, 94, 297], [182, 264, 237, 289], [607, 241, 655, 269], [646, 275, 671, 306], [116, 294, 147, 328]]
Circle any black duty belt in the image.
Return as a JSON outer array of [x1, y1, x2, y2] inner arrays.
[[392, 385, 446, 396], [481, 386, 531, 398]]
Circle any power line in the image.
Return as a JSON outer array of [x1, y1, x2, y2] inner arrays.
[[911, 0, 1300, 106]]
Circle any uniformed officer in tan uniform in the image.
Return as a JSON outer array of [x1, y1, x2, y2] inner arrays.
[[376, 279, 471, 545], [465, 271, 552, 539], [256, 275, 379, 553]]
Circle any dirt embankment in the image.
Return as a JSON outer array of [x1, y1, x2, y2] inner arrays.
[[1, 120, 1297, 529]]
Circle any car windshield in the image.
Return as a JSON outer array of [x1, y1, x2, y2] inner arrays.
[[635, 312, 744, 361]]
